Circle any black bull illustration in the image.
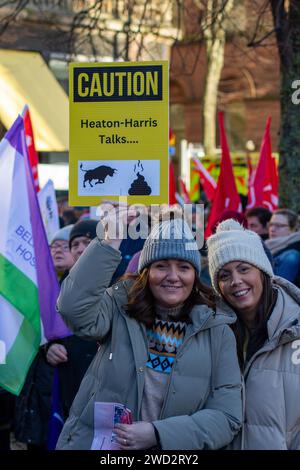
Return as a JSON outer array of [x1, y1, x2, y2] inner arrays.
[[80, 164, 117, 188]]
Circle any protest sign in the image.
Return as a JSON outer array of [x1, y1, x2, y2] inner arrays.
[[69, 61, 169, 206], [91, 402, 132, 451]]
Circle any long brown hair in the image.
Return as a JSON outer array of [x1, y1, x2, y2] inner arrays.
[[122, 269, 216, 328], [230, 272, 277, 369]]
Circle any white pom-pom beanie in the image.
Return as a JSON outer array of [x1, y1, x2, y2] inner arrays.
[[206, 219, 274, 293]]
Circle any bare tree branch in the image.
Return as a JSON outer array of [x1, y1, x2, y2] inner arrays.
[[0, 0, 29, 35]]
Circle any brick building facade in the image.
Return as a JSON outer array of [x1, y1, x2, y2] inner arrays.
[[169, 1, 280, 159]]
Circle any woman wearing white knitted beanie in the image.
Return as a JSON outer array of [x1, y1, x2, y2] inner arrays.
[[207, 219, 300, 450]]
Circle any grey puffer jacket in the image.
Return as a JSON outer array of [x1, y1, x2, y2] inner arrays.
[[223, 276, 300, 450], [56, 238, 242, 450]]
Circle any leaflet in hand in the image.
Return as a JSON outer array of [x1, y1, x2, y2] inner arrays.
[[91, 402, 132, 450]]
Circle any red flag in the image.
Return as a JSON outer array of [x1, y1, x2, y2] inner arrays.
[[205, 113, 242, 238], [192, 157, 217, 202], [169, 159, 177, 205], [22, 106, 40, 192], [246, 117, 278, 211], [179, 177, 191, 203]]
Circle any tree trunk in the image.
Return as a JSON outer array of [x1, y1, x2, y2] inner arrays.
[[271, 0, 300, 211], [203, 35, 225, 156], [202, 0, 234, 157]]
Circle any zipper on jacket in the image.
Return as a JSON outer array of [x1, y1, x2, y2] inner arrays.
[[240, 377, 246, 450], [243, 340, 279, 380], [159, 315, 212, 418]]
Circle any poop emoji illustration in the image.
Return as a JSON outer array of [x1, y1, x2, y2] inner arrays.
[[128, 160, 152, 195]]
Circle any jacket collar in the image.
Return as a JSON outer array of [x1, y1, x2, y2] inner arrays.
[[189, 301, 236, 333], [266, 279, 300, 346]]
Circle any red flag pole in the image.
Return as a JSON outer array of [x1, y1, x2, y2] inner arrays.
[[169, 158, 177, 205], [205, 112, 241, 237], [192, 157, 217, 202], [179, 177, 191, 203], [22, 105, 40, 193]]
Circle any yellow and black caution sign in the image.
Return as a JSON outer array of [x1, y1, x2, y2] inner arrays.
[[69, 61, 169, 206]]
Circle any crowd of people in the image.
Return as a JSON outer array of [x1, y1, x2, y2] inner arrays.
[[1, 199, 300, 451]]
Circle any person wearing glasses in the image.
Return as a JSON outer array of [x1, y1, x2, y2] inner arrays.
[[14, 225, 75, 450], [50, 225, 75, 280], [266, 209, 300, 285]]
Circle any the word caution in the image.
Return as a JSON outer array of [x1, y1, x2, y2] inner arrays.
[[73, 65, 163, 102]]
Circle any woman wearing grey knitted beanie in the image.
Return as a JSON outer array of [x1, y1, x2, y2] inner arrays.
[[207, 218, 300, 450], [55, 204, 242, 450]]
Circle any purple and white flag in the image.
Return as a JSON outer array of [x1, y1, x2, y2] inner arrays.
[[0, 116, 70, 395]]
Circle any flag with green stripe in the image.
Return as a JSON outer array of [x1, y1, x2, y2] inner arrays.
[[0, 115, 70, 395]]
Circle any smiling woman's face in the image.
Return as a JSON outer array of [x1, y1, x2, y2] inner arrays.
[[148, 259, 195, 308], [217, 261, 263, 319]]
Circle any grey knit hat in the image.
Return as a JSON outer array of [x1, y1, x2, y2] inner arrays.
[[207, 219, 274, 293], [50, 224, 74, 245], [138, 218, 201, 277]]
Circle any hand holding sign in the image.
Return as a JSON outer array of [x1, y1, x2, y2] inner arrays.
[[96, 199, 139, 250]]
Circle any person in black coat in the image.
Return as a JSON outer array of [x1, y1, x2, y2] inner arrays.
[[0, 389, 15, 450]]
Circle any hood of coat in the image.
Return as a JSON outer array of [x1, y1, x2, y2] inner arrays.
[[189, 302, 236, 331], [268, 276, 300, 346]]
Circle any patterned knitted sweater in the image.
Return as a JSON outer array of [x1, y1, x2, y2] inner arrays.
[[141, 304, 187, 422]]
